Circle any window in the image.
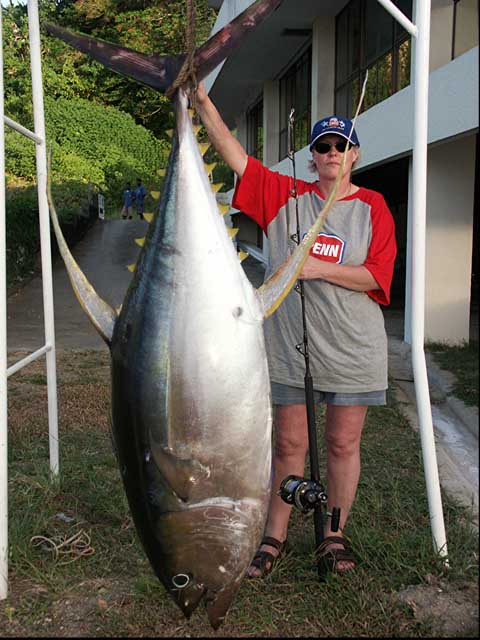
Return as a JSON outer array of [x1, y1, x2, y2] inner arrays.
[[246, 100, 263, 160], [278, 46, 312, 161], [335, 0, 412, 118]]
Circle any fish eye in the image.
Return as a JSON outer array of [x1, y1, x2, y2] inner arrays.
[[172, 573, 190, 589]]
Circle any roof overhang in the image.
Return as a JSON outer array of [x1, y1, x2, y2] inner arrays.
[[206, 0, 348, 127]]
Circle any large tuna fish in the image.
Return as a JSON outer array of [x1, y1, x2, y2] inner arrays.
[[45, 0, 349, 628]]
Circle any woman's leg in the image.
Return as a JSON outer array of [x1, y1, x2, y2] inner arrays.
[[323, 404, 368, 571], [247, 403, 309, 577]]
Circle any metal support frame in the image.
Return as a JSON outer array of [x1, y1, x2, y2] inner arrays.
[[372, 0, 448, 560], [0, 0, 60, 600]]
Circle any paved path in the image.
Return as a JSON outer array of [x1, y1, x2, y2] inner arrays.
[[7, 218, 478, 528], [7, 219, 147, 351]]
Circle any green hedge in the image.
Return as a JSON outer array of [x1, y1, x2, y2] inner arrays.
[[5, 96, 169, 285]]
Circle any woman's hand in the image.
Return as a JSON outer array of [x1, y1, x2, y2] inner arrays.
[[299, 258, 380, 292], [299, 256, 324, 280]]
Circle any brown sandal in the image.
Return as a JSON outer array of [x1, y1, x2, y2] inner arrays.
[[248, 536, 288, 578], [317, 536, 357, 574]]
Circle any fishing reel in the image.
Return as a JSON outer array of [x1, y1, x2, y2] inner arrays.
[[279, 475, 327, 513], [279, 475, 341, 531]]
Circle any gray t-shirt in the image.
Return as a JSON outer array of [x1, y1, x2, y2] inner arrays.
[[232, 157, 397, 393]]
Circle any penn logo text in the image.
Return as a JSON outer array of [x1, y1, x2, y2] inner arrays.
[[310, 233, 345, 263]]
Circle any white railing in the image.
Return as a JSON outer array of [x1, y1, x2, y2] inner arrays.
[[0, 0, 59, 600]]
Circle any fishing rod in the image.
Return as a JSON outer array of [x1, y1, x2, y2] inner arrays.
[[278, 108, 340, 580]]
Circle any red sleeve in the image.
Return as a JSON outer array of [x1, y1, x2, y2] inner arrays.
[[364, 193, 397, 306], [232, 156, 293, 234]]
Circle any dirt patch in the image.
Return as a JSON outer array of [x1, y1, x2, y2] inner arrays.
[[395, 574, 479, 637]]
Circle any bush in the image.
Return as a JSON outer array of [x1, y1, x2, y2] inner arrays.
[[5, 96, 169, 284], [44, 96, 169, 200]]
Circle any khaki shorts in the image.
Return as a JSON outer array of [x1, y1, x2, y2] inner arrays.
[[271, 382, 386, 406]]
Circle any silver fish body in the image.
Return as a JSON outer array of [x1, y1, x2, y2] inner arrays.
[[46, 0, 349, 627], [110, 92, 271, 626]]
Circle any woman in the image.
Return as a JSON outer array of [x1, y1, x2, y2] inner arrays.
[[195, 83, 396, 577]]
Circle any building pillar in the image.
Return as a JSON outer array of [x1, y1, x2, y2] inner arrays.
[[263, 79, 279, 167], [405, 135, 476, 344], [311, 15, 335, 122]]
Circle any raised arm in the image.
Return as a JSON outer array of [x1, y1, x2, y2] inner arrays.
[[195, 82, 248, 179]]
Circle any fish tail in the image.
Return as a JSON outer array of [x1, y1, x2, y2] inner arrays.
[[45, 0, 283, 95]]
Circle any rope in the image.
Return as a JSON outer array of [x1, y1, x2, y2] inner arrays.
[[166, 0, 198, 106]]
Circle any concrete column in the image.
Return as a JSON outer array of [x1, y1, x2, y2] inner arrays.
[[311, 15, 335, 122], [406, 135, 476, 344], [263, 79, 279, 167], [430, 0, 454, 71]]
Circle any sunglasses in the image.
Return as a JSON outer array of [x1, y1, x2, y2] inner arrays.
[[313, 140, 352, 154]]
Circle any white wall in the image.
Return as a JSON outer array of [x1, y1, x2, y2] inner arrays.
[[405, 135, 476, 344]]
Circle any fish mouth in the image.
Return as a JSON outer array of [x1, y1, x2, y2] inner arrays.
[[169, 571, 239, 630]]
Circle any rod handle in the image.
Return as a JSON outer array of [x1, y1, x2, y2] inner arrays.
[[331, 507, 341, 532]]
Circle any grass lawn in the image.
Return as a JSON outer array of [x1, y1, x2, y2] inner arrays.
[[426, 341, 479, 408], [2, 350, 478, 637]]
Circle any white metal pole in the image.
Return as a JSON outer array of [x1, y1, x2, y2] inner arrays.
[[27, 0, 59, 477], [411, 0, 448, 559], [0, 6, 9, 601]]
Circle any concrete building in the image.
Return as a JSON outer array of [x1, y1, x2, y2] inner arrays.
[[205, 0, 478, 345]]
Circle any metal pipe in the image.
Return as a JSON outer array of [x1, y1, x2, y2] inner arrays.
[[27, 0, 60, 477], [3, 115, 43, 144], [0, 5, 8, 602], [7, 344, 52, 378], [376, 0, 418, 37], [410, 0, 448, 560]]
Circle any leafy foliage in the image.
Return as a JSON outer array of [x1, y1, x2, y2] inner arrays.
[[3, 0, 218, 285]]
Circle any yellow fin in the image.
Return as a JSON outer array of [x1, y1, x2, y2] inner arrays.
[[135, 237, 145, 247], [227, 227, 239, 239], [188, 108, 195, 119], [143, 213, 154, 223], [218, 203, 230, 216], [127, 264, 136, 273], [166, 129, 173, 138], [238, 250, 249, 262], [150, 191, 161, 200], [193, 124, 203, 137], [198, 142, 210, 156], [204, 162, 216, 176], [211, 183, 224, 193], [157, 168, 166, 177]]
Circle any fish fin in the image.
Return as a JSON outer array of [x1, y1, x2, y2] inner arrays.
[[211, 183, 224, 193], [256, 72, 368, 319], [218, 203, 230, 216], [198, 142, 210, 156], [143, 213, 154, 223], [238, 250, 249, 262], [44, 23, 184, 93], [193, 124, 203, 137], [127, 264, 136, 273], [46, 156, 116, 346], [135, 237, 145, 247], [165, 129, 174, 138], [45, 1, 283, 93], [149, 437, 209, 502], [227, 227, 239, 239], [204, 162, 216, 176], [156, 168, 166, 177], [150, 191, 161, 200]]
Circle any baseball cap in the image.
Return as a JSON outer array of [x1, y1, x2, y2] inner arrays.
[[310, 116, 360, 150]]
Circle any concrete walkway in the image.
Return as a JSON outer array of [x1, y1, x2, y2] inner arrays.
[[7, 218, 478, 529]]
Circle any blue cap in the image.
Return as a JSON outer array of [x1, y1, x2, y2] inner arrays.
[[310, 116, 360, 150]]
